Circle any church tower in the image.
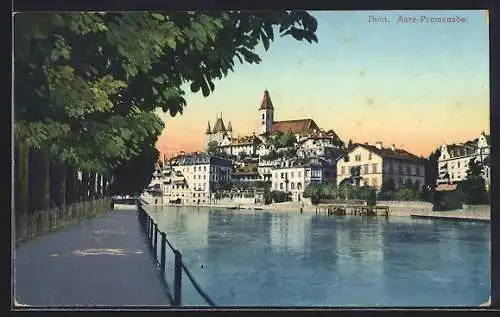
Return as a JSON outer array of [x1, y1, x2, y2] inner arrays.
[[259, 90, 274, 135]]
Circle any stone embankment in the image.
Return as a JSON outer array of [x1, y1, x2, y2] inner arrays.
[[142, 196, 490, 221]]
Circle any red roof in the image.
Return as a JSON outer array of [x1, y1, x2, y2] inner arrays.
[[269, 119, 320, 136], [259, 90, 274, 110], [354, 143, 423, 162]]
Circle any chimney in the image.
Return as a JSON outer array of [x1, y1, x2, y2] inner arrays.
[[364, 142, 368, 145], [391, 144, 396, 151], [375, 141, 382, 150]]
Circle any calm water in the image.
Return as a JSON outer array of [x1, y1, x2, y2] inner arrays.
[[148, 206, 490, 307]]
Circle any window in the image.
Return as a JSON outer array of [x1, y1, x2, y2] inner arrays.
[[262, 113, 265, 120], [457, 161, 460, 168], [298, 171, 302, 178], [399, 165, 403, 174], [368, 153, 372, 160], [204, 166, 206, 171], [297, 183, 302, 190], [372, 164, 377, 173], [291, 172, 295, 178], [363, 164, 369, 174], [406, 166, 411, 175], [291, 183, 295, 190], [355, 154, 361, 162], [281, 172, 284, 179], [280, 183, 283, 190], [399, 178, 404, 186]]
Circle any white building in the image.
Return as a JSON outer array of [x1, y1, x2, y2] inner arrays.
[[177, 153, 234, 204], [297, 129, 344, 159], [437, 131, 490, 190], [146, 152, 234, 204], [271, 157, 336, 202], [336, 142, 426, 189], [258, 157, 280, 182], [219, 134, 262, 157]]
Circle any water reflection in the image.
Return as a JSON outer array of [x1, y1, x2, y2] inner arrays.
[[151, 207, 490, 307]]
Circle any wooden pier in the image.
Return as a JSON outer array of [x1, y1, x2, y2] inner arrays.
[[316, 204, 390, 218]]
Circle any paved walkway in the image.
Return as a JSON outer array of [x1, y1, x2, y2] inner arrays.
[[14, 208, 170, 306]]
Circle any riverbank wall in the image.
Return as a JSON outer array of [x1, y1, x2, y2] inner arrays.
[[140, 196, 490, 221]]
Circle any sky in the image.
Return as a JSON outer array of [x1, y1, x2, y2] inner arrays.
[[155, 10, 490, 159]]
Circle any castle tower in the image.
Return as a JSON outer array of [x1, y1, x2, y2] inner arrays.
[[205, 121, 212, 150], [211, 112, 227, 145], [259, 90, 274, 135], [227, 120, 233, 139]]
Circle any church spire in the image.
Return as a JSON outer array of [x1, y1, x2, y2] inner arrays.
[[205, 121, 212, 134], [227, 120, 232, 132], [259, 90, 274, 110]]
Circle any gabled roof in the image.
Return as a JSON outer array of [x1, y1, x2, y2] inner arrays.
[[269, 119, 320, 136], [259, 90, 274, 110], [351, 143, 423, 162], [212, 117, 227, 134], [300, 129, 341, 143]]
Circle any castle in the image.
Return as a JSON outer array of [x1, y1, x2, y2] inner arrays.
[[204, 90, 332, 157]]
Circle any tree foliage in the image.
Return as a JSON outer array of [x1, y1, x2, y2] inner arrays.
[[15, 11, 319, 192], [109, 136, 160, 196], [459, 159, 488, 205]]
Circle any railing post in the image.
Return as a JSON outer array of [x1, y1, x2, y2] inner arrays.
[[160, 232, 166, 273], [173, 249, 182, 307], [153, 223, 158, 260]]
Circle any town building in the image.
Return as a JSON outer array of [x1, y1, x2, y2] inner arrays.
[[219, 134, 263, 157], [336, 142, 426, 189], [176, 152, 234, 204], [206, 90, 344, 159], [437, 131, 490, 190], [297, 129, 345, 160], [232, 158, 261, 182], [146, 152, 234, 204], [271, 157, 336, 202]]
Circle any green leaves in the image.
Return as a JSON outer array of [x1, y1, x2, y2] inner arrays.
[[15, 11, 318, 177]]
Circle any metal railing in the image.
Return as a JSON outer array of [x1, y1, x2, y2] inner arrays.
[[136, 203, 216, 307]]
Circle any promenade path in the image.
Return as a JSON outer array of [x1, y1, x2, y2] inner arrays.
[[14, 208, 170, 307]]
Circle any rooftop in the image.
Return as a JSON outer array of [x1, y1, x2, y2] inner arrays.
[[268, 119, 321, 136], [259, 90, 274, 110], [352, 143, 424, 162]]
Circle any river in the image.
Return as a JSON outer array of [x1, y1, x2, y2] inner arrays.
[[147, 205, 490, 307]]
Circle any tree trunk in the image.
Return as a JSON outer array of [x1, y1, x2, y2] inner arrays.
[[102, 174, 107, 197], [41, 148, 51, 210], [16, 137, 29, 217], [29, 148, 44, 212], [15, 137, 30, 239], [58, 162, 67, 207], [96, 174, 103, 198], [82, 172, 89, 201], [65, 165, 76, 205], [89, 172, 96, 199]]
